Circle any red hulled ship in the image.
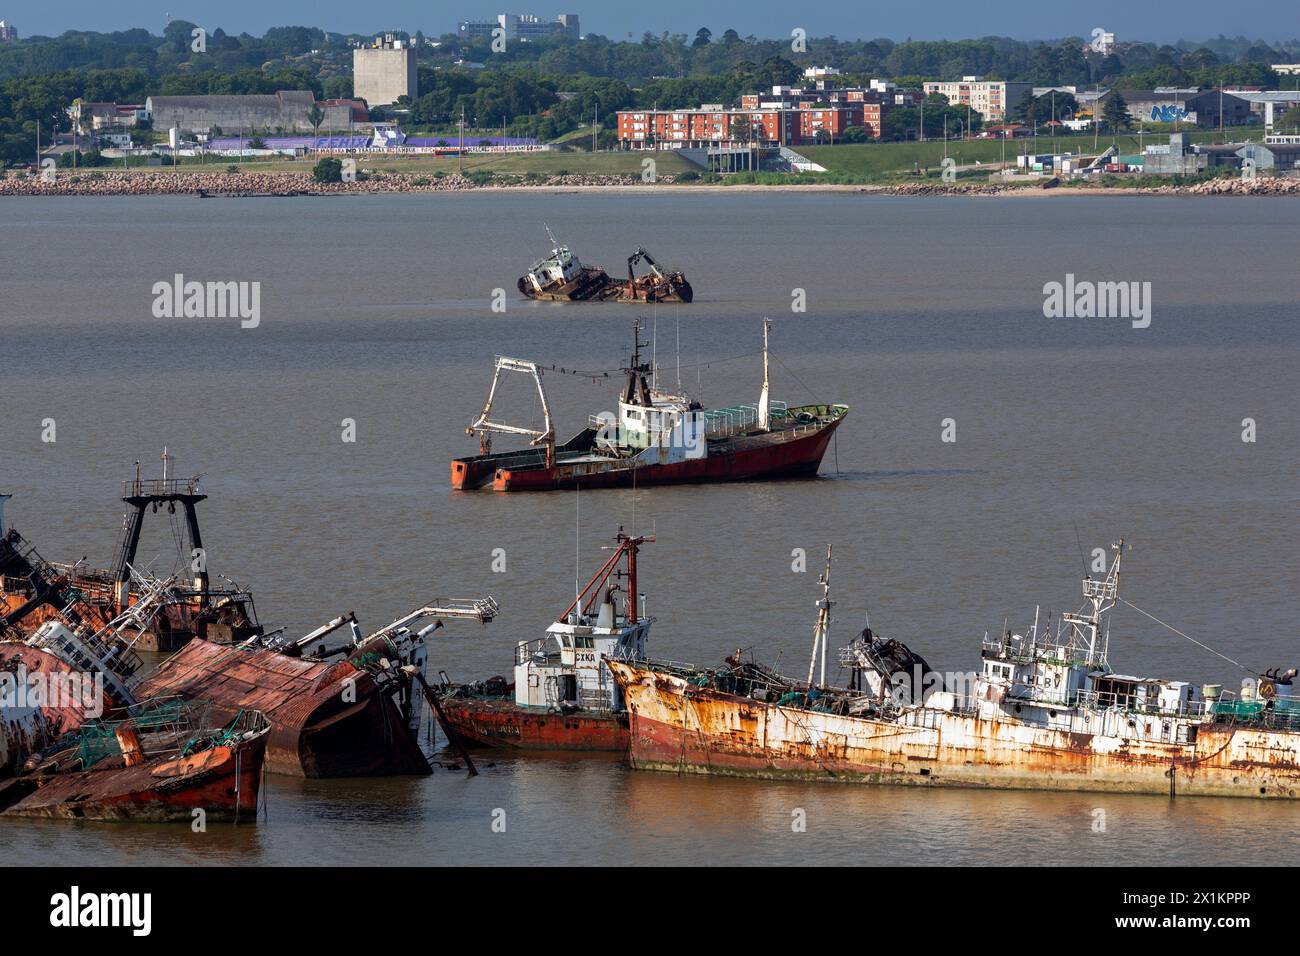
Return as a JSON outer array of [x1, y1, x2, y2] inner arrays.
[[436, 529, 652, 752], [451, 321, 848, 492]]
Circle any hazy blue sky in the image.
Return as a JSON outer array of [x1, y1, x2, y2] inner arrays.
[[10, 1, 1296, 44]]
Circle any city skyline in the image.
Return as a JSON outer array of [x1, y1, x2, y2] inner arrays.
[[3, 1, 1299, 46]]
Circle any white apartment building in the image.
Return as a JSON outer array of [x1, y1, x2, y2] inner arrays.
[[923, 76, 1035, 123]]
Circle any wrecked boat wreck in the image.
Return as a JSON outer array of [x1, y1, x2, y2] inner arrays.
[[0, 699, 269, 823], [451, 321, 848, 491], [608, 541, 1300, 799], [517, 229, 692, 303], [437, 530, 650, 752], [136, 597, 499, 777], [0, 455, 261, 652]]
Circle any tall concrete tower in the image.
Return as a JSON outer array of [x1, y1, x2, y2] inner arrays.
[[353, 35, 418, 108]]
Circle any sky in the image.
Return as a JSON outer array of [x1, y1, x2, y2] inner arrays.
[[7, 0, 1297, 45]]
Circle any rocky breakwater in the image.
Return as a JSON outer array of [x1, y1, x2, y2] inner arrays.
[[0, 169, 658, 197]]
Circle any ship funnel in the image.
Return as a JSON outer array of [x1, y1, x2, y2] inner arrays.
[[597, 593, 615, 629]]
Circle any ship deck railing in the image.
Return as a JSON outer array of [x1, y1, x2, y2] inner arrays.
[[1210, 690, 1300, 732], [121, 477, 202, 498]]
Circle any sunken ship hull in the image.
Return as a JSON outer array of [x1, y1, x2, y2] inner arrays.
[[437, 694, 630, 752], [607, 659, 1300, 799], [517, 268, 692, 303], [0, 721, 269, 822], [0, 726, 268, 822], [136, 639, 431, 778]]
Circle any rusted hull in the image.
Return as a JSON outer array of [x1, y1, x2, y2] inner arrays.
[[438, 696, 629, 751], [1, 644, 124, 776], [137, 639, 430, 778], [0, 732, 267, 822], [609, 661, 1300, 799], [493, 417, 842, 492]]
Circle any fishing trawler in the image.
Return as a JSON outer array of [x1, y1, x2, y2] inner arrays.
[[608, 541, 1300, 799], [517, 228, 692, 303], [451, 321, 848, 491], [435, 530, 651, 751]]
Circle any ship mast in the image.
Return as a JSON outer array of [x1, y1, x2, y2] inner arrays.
[[758, 319, 771, 430], [806, 544, 834, 687]]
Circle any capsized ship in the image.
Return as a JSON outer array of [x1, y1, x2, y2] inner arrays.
[[608, 542, 1300, 799], [451, 321, 848, 491], [436, 530, 651, 751], [518, 228, 692, 303], [137, 596, 499, 777]]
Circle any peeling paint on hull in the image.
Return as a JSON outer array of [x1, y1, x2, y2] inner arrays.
[[438, 697, 629, 751], [609, 661, 1300, 799]]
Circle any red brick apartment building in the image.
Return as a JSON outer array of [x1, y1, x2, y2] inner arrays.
[[618, 82, 922, 148]]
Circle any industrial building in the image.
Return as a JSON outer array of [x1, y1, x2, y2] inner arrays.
[[353, 35, 418, 107], [1142, 133, 1244, 174], [1105, 89, 1252, 128], [1237, 141, 1300, 171], [923, 77, 1034, 123], [145, 92, 358, 134]]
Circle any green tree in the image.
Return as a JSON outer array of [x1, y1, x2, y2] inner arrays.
[[312, 156, 342, 182], [307, 104, 324, 138], [1101, 92, 1130, 131], [693, 28, 712, 48]]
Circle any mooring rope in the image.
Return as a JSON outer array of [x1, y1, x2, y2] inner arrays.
[[1118, 596, 1256, 675]]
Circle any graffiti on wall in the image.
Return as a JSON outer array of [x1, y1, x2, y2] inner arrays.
[[1149, 104, 1196, 124]]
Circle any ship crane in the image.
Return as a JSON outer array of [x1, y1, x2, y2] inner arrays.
[[467, 356, 556, 466]]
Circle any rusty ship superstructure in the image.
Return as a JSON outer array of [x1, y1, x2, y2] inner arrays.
[[451, 321, 848, 491], [517, 228, 692, 303], [608, 542, 1300, 799], [1, 453, 261, 652], [437, 530, 651, 751]]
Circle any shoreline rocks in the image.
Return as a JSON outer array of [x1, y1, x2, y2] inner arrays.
[[2, 168, 1297, 198]]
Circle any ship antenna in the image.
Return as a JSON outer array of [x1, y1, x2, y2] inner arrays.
[[806, 544, 834, 688], [574, 481, 581, 623]]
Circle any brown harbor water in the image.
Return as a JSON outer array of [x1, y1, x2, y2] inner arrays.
[[1, 192, 1297, 865]]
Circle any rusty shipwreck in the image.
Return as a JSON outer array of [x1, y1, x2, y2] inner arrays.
[[608, 542, 1300, 799], [0, 455, 262, 652], [137, 597, 499, 777], [452, 320, 848, 491], [0, 699, 269, 823], [436, 529, 651, 752], [517, 228, 692, 303]]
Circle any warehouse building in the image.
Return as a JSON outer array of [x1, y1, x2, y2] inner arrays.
[[145, 92, 356, 134]]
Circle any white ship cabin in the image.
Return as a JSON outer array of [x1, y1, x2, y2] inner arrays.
[[513, 592, 652, 713], [524, 242, 584, 292], [967, 546, 1212, 742]]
